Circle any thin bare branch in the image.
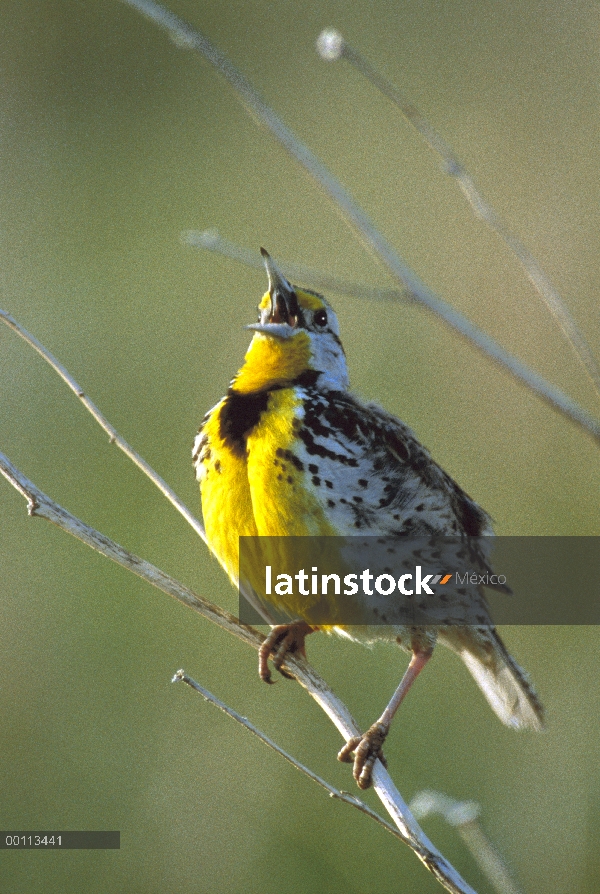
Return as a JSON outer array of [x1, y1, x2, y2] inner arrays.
[[411, 791, 524, 894], [0, 452, 244, 640], [184, 230, 412, 303], [185, 230, 600, 444], [0, 309, 207, 546], [173, 669, 408, 843], [116, 0, 600, 445], [0, 450, 477, 894], [316, 28, 600, 401]]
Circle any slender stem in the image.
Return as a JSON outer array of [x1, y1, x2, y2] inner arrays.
[[0, 450, 478, 894], [116, 0, 600, 444], [185, 231, 600, 443], [0, 452, 246, 642], [0, 309, 207, 546], [317, 29, 600, 401], [173, 669, 408, 843], [184, 230, 412, 303]]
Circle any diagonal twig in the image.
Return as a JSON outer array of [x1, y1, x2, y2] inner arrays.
[[316, 28, 600, 401], [173, 669, 408, 843], [184, 229, 412, 304], [0, 309, 207, 546], [185, 231, 600, 444]]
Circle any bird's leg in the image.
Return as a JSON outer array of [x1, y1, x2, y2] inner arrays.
[[259, 621, 316, 683], [338, 647, 433, 790]]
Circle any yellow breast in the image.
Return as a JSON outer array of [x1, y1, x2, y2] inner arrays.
[[198, 383, 336, 619], [247, 388, 335, 537], [197, 396, 256, 585]]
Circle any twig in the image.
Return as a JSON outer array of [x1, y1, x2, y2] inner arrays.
[[117, 0, 600, 445], [0, 450, 477, 894], [0, 309, 207, 546], [185, 230, 600, 444], [184, 230, 412, 303], [173, 669, 407, 843], [316, 29, 600, 401], [0, 452, 247, 642], [411, 791, 524, 894]]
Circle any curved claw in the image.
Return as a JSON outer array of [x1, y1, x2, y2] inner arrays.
[[337, 722, 389, 790], [258, 621, 315, 683]]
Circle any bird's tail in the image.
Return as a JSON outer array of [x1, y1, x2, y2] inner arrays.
[[440, 627, 545, 731]]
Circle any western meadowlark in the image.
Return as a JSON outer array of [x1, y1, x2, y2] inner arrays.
[[193, 249, 544, 789]]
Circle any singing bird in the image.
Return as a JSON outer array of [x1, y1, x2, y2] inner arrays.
[[193, 250, 544, 789]]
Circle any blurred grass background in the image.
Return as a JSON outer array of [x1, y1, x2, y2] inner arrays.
[[1, 1, 599, 892]]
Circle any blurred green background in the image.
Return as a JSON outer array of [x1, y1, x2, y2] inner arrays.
[[1, 1, 599, 892]]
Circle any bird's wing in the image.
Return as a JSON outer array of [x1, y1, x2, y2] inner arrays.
[[297, 387, 493, 539], [366, 399, 494, 537]]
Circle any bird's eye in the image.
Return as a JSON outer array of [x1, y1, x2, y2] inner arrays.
[[314, 309, 328, 327]]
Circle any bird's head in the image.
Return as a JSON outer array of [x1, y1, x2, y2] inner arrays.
[[231, 248, 349, 394]]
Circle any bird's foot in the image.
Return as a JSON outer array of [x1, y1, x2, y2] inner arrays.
[[258, 621, 315, 683], [337, 722, 388, 790]]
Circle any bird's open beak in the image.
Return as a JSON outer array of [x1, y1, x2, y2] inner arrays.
[[253, 248, 300, 330]]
